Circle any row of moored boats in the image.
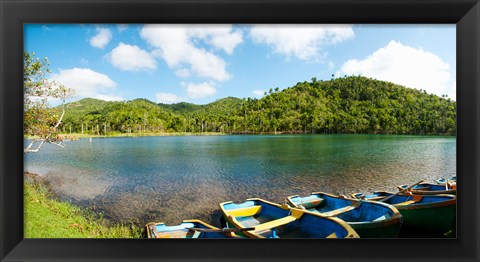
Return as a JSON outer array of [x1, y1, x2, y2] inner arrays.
[[145, 176, 456, 238]]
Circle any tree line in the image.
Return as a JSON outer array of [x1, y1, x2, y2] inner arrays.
[[57, 76, 456, 136]]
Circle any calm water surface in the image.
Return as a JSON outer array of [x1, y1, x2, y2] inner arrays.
[[25, 135, 456, 227]]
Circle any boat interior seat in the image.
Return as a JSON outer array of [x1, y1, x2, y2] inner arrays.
[[395, 200, 416, 206], [155, 229, 194, 238], [372, 214, 390, 222], [326, 232, 338, 238], [191, 230, 202, 238], [395, 195, 423, 206], [256, 229, 280, 238], [298, 198, 325, 209], [321, 201, 362, 217], [252, 209, 304, 232], [254, 215, 297, 232], [227, 205, 262, 218]]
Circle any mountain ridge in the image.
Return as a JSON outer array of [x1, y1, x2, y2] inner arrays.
[[57, 76, 456, 135]]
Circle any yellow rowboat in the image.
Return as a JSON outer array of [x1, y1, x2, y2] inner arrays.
[[219, 198, 359, 238]]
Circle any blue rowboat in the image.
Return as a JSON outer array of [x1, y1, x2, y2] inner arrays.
[[146, 219, 235, 238], [219, 198, 359, 238], [350, 192, 456, 236], [397, 182, 456, 195], [435, 176, 456, 184], [286, 192, 403, 238]]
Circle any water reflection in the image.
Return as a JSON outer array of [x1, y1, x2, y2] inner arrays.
[[25, 135, 456, 227]]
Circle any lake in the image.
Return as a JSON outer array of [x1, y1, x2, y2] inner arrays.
[[24, 134, 456, 227]]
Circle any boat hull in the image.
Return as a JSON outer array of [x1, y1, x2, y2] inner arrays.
[[397, 203, 455, 237], [348, 219, 402, 238]]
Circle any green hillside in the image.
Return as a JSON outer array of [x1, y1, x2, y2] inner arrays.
[[158, 97, 242, 115], [158, 102, 202, 114], [57, 76, 456, 136]]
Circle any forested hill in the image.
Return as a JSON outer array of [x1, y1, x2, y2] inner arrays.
[[58, 76, 456, 135], [158, 97, 242, 115]]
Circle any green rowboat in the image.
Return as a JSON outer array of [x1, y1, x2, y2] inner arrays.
[[351, 192, 456, 237]]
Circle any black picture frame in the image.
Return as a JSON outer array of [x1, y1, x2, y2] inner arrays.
[[1, 0, 479, 261]]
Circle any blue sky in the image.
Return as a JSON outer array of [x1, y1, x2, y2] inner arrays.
[[24, 24, 456, 105]]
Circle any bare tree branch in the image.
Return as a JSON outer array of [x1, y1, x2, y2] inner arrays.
[[23, 55, 75, 154], [24, 139, 37, 152], [24, 138, 65, 153]]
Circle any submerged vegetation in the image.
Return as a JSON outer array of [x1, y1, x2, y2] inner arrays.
[[56, 76, 456, 136], [24, 174, 143, 238]]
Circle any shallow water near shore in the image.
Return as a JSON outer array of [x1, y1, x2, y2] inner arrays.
[[25, 134, 456, 228]]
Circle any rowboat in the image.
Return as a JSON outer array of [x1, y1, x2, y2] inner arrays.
[[219, 198, 359, 238], [286, 192, 403, 238], [397, 182, 456, 195], [146, 219, 235, 238], [435, 176, 456, 184], [350, 192, 456, 236]]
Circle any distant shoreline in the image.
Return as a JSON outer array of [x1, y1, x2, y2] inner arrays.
[[26, 132, 456, 140], [26, 132, 226, 140]]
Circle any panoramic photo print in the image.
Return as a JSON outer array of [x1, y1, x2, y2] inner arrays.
[[24, 24, 456, 238]]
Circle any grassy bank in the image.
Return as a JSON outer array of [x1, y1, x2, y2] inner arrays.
[[24, 176, 143, 238]]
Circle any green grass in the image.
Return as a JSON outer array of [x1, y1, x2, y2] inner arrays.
[[24, 179, 144, 238]]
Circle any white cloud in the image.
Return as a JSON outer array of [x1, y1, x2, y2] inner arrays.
[[156, 93, 183, 104], [106, 43, 156, 71], [94, 94, 124, 101], [249, 24, 354, 61], [253, 90, 265, 97], [446, 80, 456, 100], [182, 81, 217, 99], [188, 25, 243, 54], [50, 68, 117, 98], [175, 68, 191, 78], [338, 40, 451, 97], [188, 48, 230, 81], [140, 25, 242, 81], [89, 27, 112, 49]]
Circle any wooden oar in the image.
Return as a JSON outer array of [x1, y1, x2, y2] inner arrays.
[[379, 180, 424, 203], [187, 227, 256, 233]]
